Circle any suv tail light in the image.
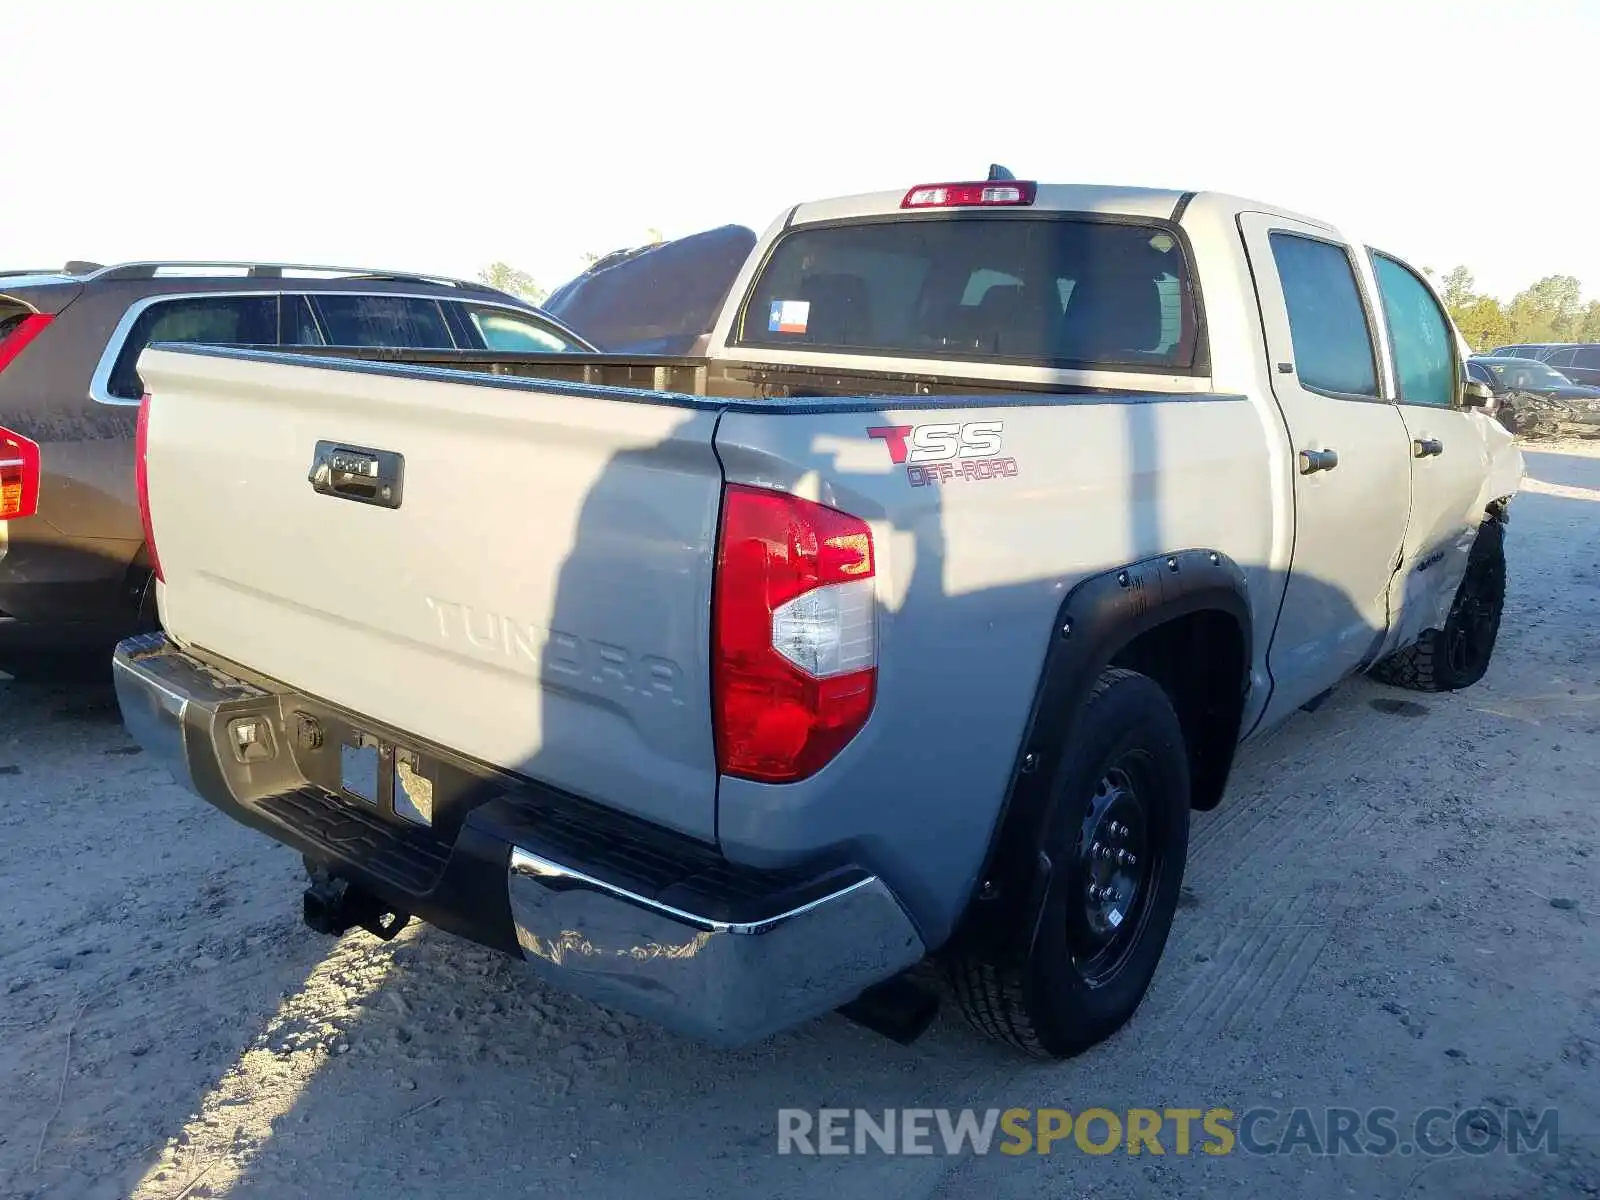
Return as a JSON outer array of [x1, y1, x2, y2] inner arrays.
[[0, 314, 53, 520], [135, 392, 162, 582], [0, 426, 41, 521], [713, 484, 877, 783], [0, 313, 53, 375]]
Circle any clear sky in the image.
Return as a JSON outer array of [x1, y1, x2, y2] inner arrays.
[[4, 0, 1595, 303]]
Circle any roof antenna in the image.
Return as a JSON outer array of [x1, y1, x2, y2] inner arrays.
[[986, 164, 1016, 181]]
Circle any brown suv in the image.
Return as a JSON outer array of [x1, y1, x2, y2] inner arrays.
[[0, 261, 595, 680]]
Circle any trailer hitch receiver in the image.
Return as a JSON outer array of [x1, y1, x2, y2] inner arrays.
[[302, 868, 411, 941]]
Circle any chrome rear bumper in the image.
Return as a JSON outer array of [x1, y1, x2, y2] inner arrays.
[[507, 848, 924, 1045], [113, 632, 925, 1046], [112, 635, 199, 792]]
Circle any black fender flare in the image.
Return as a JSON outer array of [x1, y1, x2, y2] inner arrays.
[[952, 548, 1252, 959]]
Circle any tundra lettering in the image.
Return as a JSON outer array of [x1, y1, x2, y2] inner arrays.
[[424, 597, 682, 702]]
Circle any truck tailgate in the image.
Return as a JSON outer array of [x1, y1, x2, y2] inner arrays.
[[137, 347, 725, 841]]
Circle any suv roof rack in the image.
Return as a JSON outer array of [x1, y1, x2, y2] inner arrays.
[[85, 260, 505, 295], [1, 261, 107, 274]]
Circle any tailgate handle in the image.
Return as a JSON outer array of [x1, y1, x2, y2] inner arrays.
[[308, 441, 404, 509], [1297, 447, 1339, 475]]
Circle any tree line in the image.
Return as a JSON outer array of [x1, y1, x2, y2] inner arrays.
[[1429, 267, 1600, 352], [478, 229, 666, 307]]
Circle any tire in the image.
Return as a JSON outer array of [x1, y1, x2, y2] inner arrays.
[[947, 667, 1191, 1059], [1368, 518, 1506, 693]]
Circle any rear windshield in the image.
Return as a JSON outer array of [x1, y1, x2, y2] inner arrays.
[[0, 301, 31, 340], [735, 216, 1201, 372]]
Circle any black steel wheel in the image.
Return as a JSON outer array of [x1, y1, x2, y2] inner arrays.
[[948, 667, 1191, 1059]]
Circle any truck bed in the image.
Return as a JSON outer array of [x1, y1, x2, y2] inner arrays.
[[240, 345, 1171, 402]]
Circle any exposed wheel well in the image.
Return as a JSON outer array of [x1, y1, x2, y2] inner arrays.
[[118, 559, 159, 631], [1109, 609, 1247, 811], [953, 553, 1252, 959]]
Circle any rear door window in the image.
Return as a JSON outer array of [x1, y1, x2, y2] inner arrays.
[[1574, 347, 1600, 369], [282, 295, 328, 346], [1545, 347, 1577, 367], [309, 295, 456, 348], [455, 304, 585, 352], [1267, 232, 1379, 398], [108, 295, 278, 400], [735, 217, 1203, 371]]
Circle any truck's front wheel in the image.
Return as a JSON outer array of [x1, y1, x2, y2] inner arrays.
[[948, 667, 1191, 1058], [1368, 517, 1506, 693]]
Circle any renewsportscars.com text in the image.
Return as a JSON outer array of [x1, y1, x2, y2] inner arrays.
[[776, 1106, 1560, 1158]]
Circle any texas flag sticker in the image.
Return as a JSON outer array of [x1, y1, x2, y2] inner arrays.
[[768, 299, 810, 334]]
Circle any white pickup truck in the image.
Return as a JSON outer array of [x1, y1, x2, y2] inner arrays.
[[114, 171, 1523, 1059]]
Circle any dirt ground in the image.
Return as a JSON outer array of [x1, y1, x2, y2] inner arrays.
[[1, 442, 1596, 1200]]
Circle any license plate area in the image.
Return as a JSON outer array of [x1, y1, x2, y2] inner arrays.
[[335, 733, 439, 832], [392, 747, 435, 828], [280, 708, 435, 834], [339, 734, 383, 805], [283, 703, 508, 848]]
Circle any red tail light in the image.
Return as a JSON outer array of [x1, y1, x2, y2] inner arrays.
[[901, 181, 1037, 209], [0, 314, 54, 519], [713, 484, 877, 783], [0, 313, 53, 375], [0, 426, 41, 521], [136, 392, 162, 582]]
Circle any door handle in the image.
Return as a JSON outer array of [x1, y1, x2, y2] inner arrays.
[[1413, 438, 1444, 458], [308, 441, 405, 509], [1298, 448, 1339, 475]]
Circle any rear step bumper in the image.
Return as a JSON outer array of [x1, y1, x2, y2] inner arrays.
[[112, 632, 924, 1047]]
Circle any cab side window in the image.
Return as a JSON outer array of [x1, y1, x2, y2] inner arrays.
[[107, 295, 279, 400], [1370, 252, 1457, 408], [1268, 232, 1379, 398]]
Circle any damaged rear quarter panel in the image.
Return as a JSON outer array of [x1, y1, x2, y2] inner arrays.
[[710, 392, 1273, 944]]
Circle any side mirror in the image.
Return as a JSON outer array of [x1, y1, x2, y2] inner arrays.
[[1462, 379, 1494, 408]]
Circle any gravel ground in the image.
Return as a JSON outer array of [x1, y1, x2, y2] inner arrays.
[[1, 441, 1596, 1200]]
